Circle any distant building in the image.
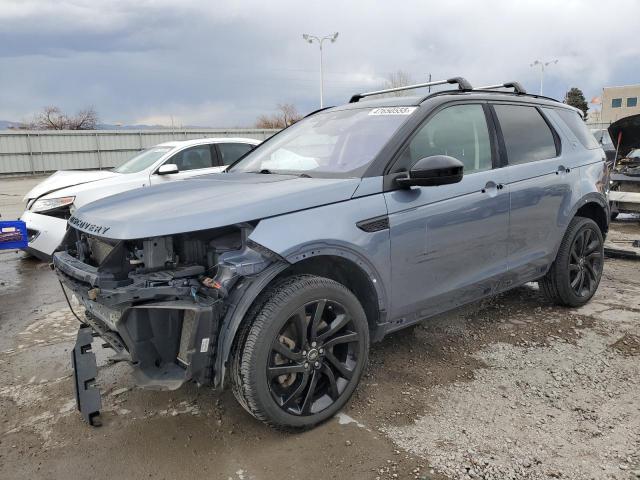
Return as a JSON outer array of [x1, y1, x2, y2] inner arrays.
[[600, 84, 640, 124], [586, 109, 602, 125]]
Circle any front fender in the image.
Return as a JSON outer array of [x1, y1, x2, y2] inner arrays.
[[283, 241, 389, 313], [213, 193, 391, 388], [213, 261, 289, 388]]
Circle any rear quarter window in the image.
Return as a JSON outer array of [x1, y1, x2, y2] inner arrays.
[[494, 104, 558, 165], [554, 108, 600, 149]]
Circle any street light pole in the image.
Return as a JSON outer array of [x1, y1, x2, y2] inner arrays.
[[530, 59, 558, 95], [302, 32, 339, 108]]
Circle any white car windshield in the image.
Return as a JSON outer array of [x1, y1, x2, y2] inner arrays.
[[113, 147, 173, 174], [229, 107, 414, 177]]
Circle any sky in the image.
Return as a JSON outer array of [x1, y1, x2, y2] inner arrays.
[[0, 0, 638, 127]]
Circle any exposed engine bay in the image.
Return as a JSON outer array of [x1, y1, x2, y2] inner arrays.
[[608, 114, 640, 215], [53, 222, 284, 392], [610, 155, 640, 215]]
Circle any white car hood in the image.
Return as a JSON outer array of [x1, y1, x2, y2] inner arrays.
[[24, 170, 119, 201], [72, 174, 151, 208], [30, 172, 150, 209]]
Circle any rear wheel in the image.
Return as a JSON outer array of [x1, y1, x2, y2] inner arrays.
[[539, 217, 604, 307], [231, 275, 369, 430]]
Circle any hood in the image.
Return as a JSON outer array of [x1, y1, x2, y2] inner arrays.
[[70, 173, 151, 208], [69, 173, 362, 239], [608, 114, 640, 158], [24, 170, 119, 201]]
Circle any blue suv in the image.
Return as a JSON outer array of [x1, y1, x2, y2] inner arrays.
[[54, 78, 608, 429]]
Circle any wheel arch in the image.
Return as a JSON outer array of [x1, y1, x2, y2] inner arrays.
[[572, 193, 609, 236], [544, 193, 608, 278], [274, 254, 385, 336], [214, 246, 388, 389]]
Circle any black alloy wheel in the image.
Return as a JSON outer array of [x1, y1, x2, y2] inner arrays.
[[267, 298, 360, 416], [539, 216, 604, 307], [231, 275, 369, 430], [568, 227, 603, 298]]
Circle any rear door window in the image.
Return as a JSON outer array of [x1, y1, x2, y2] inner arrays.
[[554, 108, 600, 149], [493, 105, 557, 165]]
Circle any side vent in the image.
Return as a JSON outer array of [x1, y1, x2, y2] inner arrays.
[[356, 215, 390, 233]]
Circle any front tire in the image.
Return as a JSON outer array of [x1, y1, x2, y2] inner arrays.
[[539, 217, 604, 307], [231, 275, 369, 430]]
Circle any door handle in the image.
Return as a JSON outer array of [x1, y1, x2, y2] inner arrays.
[[481, 181, 503, 194], [556, 165, 571, 175]]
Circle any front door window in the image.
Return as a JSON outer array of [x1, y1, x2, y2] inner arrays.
[[392, 104, 492, 175], [169, 145, 214, 171]]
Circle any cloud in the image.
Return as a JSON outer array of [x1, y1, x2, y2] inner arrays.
[[0, 0, 638, 126]]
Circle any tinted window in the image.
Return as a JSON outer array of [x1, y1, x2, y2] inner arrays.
[[627, 97, 637, 107], [168, 145, 213, 171], [494, 105, 557, 164], [218, 143, 254, 165], [555, 108, 599, 149], [392, 104, 492, 174], [612, 98, 622, 108]]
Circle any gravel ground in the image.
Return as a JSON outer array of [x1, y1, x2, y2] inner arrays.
[[379, 260, 640, 480]]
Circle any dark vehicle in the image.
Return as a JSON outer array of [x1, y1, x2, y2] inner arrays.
[[608, 114, 640, 217], [53, 78, 609, 430]]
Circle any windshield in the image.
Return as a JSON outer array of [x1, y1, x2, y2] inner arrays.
[[229, 107, 414, 177], [113, 146, 173, 174]]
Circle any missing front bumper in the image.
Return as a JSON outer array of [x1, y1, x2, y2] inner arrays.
[[118, 301, 222, 390], [58, 269, 223, 392]]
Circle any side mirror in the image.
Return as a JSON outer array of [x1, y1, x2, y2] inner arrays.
[[396, 155, 464, 188], [157, 163, 179, 175]]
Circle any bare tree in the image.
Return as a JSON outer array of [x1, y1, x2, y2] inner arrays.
[[25, 106, 98, 130], [67, 107, 98, 130], [380, 70, 415, 97], [255, 103, 302, 129]]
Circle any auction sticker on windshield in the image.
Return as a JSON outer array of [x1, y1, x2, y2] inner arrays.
[[369, 107, 417, 115]]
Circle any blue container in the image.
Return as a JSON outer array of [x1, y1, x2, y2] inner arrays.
[[0, 221, 28, 250]]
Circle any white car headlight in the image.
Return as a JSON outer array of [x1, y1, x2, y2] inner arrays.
[[31, 196, 75, 213]]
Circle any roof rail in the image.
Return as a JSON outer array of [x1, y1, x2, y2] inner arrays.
[[349, 77, 473, 103], [475, 81, 527, 94]]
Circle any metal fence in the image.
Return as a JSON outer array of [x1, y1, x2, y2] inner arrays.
[[0, 129, 278, 175]]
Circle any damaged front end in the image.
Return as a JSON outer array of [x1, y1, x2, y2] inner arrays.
[[53, 222, 282, 395]]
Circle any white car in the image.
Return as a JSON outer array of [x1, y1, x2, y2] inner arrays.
[[21, 137, 260, 259]]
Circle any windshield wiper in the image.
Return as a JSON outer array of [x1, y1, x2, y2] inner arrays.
[[242, 169, 274, 174], [245, 169, 312, 178]]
